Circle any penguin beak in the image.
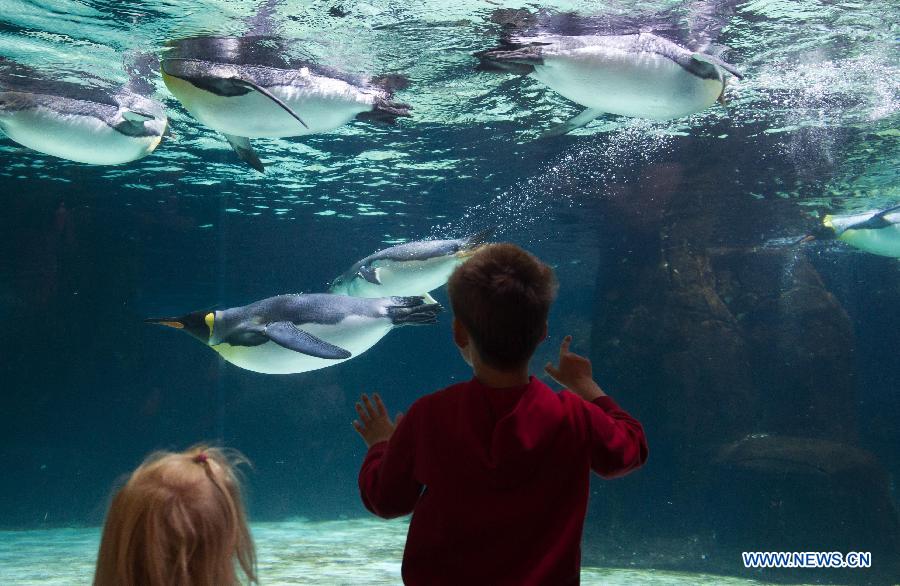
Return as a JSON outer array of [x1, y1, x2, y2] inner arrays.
[[145, 310, 213, 343], [797, 225, 837, 245], [145, 317, 184, 329]]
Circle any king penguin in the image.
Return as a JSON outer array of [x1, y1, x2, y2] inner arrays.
[[160, 0, 410, 172], [475, 9, 743, 136], [800, 204, 900, 257], [330, 228, 495, 299], [146, 293, 442, 375], [0, 54, 167, 165]]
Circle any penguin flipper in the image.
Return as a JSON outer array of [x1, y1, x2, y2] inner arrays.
[[357, 265, 382, 285], [874, 203, 900, 220], [122, 110, 155, 123], [264, 321, 352, 359], [224, 134, 265, 173], [539, 108, 604, 139], [848, 203, 900, 231], [228, 77, 309, 129]]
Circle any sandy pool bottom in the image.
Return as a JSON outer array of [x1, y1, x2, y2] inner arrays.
[[0, 518, 801, 585]]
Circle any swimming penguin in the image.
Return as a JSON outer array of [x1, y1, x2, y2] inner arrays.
[[329, 228, 496, 299], [800, 204, 900, 257], [476, 10, 742, 136], [146, 293, 442, 375], [160, 0, 410, 172], [0, 55, 167, 165]]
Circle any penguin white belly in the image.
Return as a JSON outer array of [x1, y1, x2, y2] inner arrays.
[[211, 315, 393, 374], [0, 104, 161, 165], [840, 227, 900, 257], [348, 257, 461, 298], [163, 74, 372, 137], [532, 47, 723, 120]]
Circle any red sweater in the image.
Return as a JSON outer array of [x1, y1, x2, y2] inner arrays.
[[358, 376, 648, 585]]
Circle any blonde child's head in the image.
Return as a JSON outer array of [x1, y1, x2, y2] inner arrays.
[[94, 445, 256, 586]]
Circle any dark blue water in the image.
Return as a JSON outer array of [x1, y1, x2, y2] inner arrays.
[[3, 121, 899, 584], [1, 0, 899, 583]]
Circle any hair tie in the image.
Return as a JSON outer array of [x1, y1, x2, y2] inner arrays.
[[193, 453, 208, 464]]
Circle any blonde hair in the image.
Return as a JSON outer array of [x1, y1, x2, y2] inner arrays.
[[94, 445, 257, 586]]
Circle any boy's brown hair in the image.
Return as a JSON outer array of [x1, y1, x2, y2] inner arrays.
[[94, 445, 256, 586], [448, 243, 558, 369]]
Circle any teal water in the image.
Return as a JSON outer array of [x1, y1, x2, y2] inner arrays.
[[1, 0, 899, 584]]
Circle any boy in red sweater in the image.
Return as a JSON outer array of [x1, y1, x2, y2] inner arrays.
[[352, 243, 648, 585]]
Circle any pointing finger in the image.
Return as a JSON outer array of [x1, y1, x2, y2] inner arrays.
[[559, 335, 572, 358], [544, 362, 561, 381]]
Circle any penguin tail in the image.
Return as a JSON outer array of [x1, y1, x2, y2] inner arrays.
[[474, 8, 545, 74], [359, 74, 411, 125], [358, 100, 411, 124], [474, 45, 541, 75], [371, 73, 409, 94], [387, 296, 443, 326], [462, 226, 497, 250]]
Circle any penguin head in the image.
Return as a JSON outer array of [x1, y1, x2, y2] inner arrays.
[[145, 310, 215, 344], [797, 223, 837, 244]]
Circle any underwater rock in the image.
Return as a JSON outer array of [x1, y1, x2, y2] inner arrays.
[[586, 162, 870, 562], [710, 247, 857, 442], [709, 434, 900, 580]]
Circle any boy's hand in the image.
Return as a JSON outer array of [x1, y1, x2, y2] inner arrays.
[[353, 393, 403, 448], [544, 335, 606, 401]]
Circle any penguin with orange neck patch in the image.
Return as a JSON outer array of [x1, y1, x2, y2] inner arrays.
[[147, 293, 441, 375], [801, 204, 900, 257]]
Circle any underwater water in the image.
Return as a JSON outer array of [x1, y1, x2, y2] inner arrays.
[[0, 0, 899, 584]]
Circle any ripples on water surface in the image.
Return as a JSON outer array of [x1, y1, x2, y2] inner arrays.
[[0, 0, 896, 238]]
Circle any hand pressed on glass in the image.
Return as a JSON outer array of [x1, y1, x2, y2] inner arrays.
[[353, 393, 403, 448]]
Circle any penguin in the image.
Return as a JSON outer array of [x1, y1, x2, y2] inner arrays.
[[800, 204, 900, 257], [329, 228, 496, 299], [0, 55, 167, 165], [476, 9, 742, 136], [160, 0, 410, 172], [146, 293, 442, 375]]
